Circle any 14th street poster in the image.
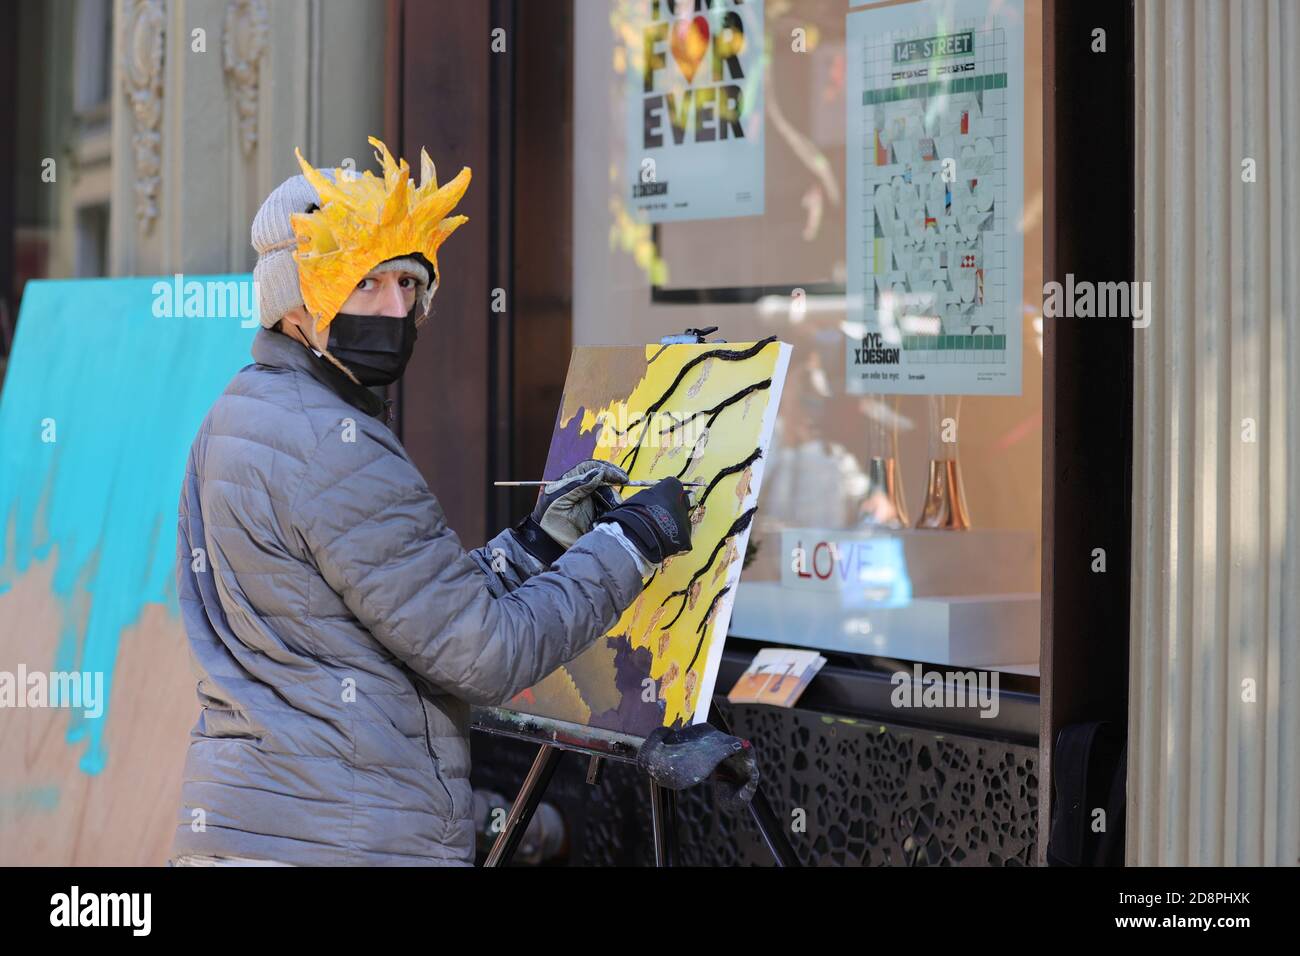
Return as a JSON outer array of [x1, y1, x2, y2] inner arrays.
[[845, 0, 1025, 396]]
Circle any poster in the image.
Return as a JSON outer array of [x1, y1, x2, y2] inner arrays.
[[845, 0, 1024, 395], [624, 0, 765, 222], [506, 339, 791, 738]]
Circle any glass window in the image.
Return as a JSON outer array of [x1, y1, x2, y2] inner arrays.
[[572, 0, 1043, 674]]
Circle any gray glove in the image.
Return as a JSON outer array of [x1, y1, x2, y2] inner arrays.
[[512, 459, 629, 564]]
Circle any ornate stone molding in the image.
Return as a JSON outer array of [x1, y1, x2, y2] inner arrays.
[[223, 0, 269, 157], [119, 0, 165, 234]]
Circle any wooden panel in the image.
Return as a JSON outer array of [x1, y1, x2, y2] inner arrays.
[[391, 0, 578, 535], [395, 0, 493, 545], [506, 0, 576, 526]]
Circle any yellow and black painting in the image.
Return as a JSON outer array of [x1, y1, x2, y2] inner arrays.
[[507, 338, 791, 738]]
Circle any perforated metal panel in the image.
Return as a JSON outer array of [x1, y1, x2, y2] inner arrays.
[[471, 702, 1038, 866]]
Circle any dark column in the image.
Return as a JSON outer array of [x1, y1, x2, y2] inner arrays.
[[1039, 0, 1136, 863], [505, 0, 576, 526], [391, 0, 495, 545], [0, 0, 18, 358], [387, 0, 577, 541]]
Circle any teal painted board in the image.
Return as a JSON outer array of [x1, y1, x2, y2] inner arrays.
[[0, 275, 258, 773]]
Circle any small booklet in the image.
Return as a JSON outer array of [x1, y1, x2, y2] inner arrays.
[[727, 648, 826, 708]]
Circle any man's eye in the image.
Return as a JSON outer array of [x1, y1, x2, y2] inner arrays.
[[356, 278, 376, 291], [399, 277, 417, 289]]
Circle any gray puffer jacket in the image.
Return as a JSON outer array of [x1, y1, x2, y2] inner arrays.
[[171, 328, 645, 865]]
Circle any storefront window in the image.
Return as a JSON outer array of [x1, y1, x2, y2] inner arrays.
[[572, 0, 1043, 673]]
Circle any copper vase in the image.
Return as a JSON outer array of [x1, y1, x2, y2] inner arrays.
[[858, 456, 910, 529], [915, 458, 971, 530]]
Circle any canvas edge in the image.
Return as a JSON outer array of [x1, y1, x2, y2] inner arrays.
[[688, 339, 794, 725]]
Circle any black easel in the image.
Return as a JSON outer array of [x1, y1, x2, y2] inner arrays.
[[475, 703, 798, 867]]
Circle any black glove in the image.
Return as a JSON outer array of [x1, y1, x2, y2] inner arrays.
[[513, 459, 627, 565], [594, 477, 692, 564]]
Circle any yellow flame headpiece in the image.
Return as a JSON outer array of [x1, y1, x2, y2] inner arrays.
[[291, 136, 471, 332]]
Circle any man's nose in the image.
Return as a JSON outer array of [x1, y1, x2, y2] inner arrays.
[[378, 278, 407, 317]]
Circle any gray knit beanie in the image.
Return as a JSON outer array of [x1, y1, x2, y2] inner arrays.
[[251, 169, 432, 329], [250, 171, 334, 329]]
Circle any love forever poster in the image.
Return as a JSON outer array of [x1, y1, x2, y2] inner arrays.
[[623, 0, 766, 223]]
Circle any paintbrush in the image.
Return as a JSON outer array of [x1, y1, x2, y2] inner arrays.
[[494, 480, 705, 488], [493, 481, 702, 489]]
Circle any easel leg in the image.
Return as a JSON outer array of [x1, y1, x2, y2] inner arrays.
[[708, 701, 801, 867], [484, 744, 565, 867], [648, 780, 679, 867], [744, 782, 799, 867]]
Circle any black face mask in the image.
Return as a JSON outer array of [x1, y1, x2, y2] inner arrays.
[[325, 303, 420, 386]]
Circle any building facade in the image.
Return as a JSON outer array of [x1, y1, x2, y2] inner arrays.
[[0, 0, 1295, 867]]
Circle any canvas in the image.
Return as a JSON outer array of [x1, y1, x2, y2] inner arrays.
[[0, 276, 257, 864], [506, 337, 792, 739]]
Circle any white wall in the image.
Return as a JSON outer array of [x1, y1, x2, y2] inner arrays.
[[1131, 0, 1300, 866], [110, 0, 385, 277]]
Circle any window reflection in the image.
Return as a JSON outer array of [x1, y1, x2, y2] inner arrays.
[[574, 0, 1043, 672]]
